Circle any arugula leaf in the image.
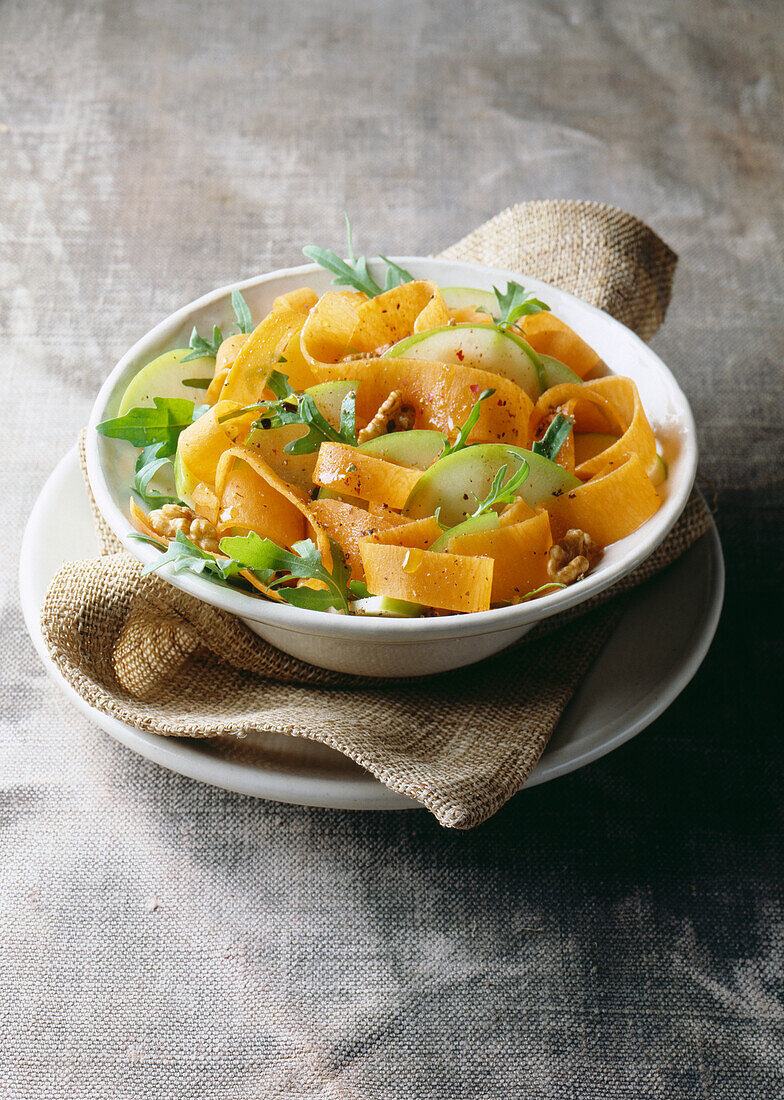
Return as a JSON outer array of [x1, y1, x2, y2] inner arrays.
[[219, 532, 352, 612], [303, 214, 414, 299], [183, 292, 252, 362], [303, 212, 384, 298], [338, 389, 358, 446], [130, 530, 243, 587], [532, 412, 574, 462], [379, 255, 415, 290], [302, 246, 383, 298], [267, 369, 296, 400], [432, 454, 531, 551], [231, 290, 253, 334], [271, 585, 341, 612], [232, 370, 358, 455], [438, 388, 495, 459], [478, 281, 550, 332], [183, 324, 223, 362], [471, 458, 530, 518], [132, 443, 182, 508], [96, 397, 196, 456], [272, 392, 356, 455], [348, 579, 372, 600], [517, 581, 567, 602]]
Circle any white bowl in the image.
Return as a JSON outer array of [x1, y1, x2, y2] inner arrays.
[[86, 258, 697, 677]]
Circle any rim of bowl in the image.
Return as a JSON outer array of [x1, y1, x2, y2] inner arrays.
[[85, 257, 698, 642]]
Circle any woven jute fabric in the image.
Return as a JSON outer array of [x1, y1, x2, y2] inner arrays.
[[438, 200, 677, 342], [40, 201, 707, 829]]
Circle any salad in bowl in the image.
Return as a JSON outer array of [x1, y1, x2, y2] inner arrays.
[[87, 226, 695, 675]]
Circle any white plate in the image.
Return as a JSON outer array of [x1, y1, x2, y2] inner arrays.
[[21, 447, 724, 810]]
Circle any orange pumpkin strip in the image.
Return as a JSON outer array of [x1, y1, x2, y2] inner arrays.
[[314, 358, 532, 447], [449, 307, 494, 325], [312, 443, 422, 510], [271, 287, 319, 314], [531, 383, 626, 442], [359, 542, 494, 614], [300, 280, 451, 366], [545, 454, 661, 545], [447, 510, 553, 604], [577, 377, 658, 479], [498, 497, 536, 526], [354, 281, 451, 350], [366, 500, 404, 520], [215, 334, 250, 373], [243, 424, 316, 493], [520, 313, 602, 378], [308, 498, 405, 580], [573, 432, 620, 466], [362, 515, 443, 550], [205, 366, 230, 406], [129, 498, 165, 543], [191, 482, 220, 528], [221, 307, 315, 405], [215, 446, 330, 558], [177, 400, 242, 488], [240, 570, 286, 601], [300, 291, 360, 365], [217, 460, 307, 548]]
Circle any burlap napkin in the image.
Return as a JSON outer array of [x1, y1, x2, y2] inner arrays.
[[40, 201, 712, 828]]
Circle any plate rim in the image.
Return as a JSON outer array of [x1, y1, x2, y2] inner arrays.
[[20, 446, 724, 811]]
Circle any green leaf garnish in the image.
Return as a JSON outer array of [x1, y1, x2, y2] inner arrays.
[[223, 371, 358, 455], [532, 412, 574, 462], [517, 581, 567, 602], [182, 377, 212, 389], [470, 458, 530, 518], [219, 532, 352, 612], [182, 292, 253, 362], [130, 530, 243, 587], [379, 255, 415, 291], [266, 369, 296, 400], [478, 281, 550, 332], [183, 324, 223, 362], [96, 397, 197, 456], [132, 443, 183, 508], [438, 388, 495, 459], [303, 214, 414, 299], [431, 453, 531, 551], [231, 290, 253, 334]]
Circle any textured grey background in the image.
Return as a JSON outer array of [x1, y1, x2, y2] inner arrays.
[[2, 1, 783, 1097]]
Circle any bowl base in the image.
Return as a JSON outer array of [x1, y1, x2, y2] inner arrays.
[[241, 619, 533, 677]]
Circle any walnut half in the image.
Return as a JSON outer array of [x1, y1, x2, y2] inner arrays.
[[357, 390, 416, 444], [547, 529, 602, 585], [147, 504, 220, 554]]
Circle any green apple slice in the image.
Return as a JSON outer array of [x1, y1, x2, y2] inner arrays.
[[358, 429, 446, 469], [118, 348, 214, 415], [305, 380, 359, 430], [174, 450, 199, 507], [439, 287, 499, 317], [651, 453, 668, 487], [384, 323, 544, 401], [351, 595, 423, 617], [539, 354, 583, 390], [430, 511, 499, 553], [403, 443, 580, 527]]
